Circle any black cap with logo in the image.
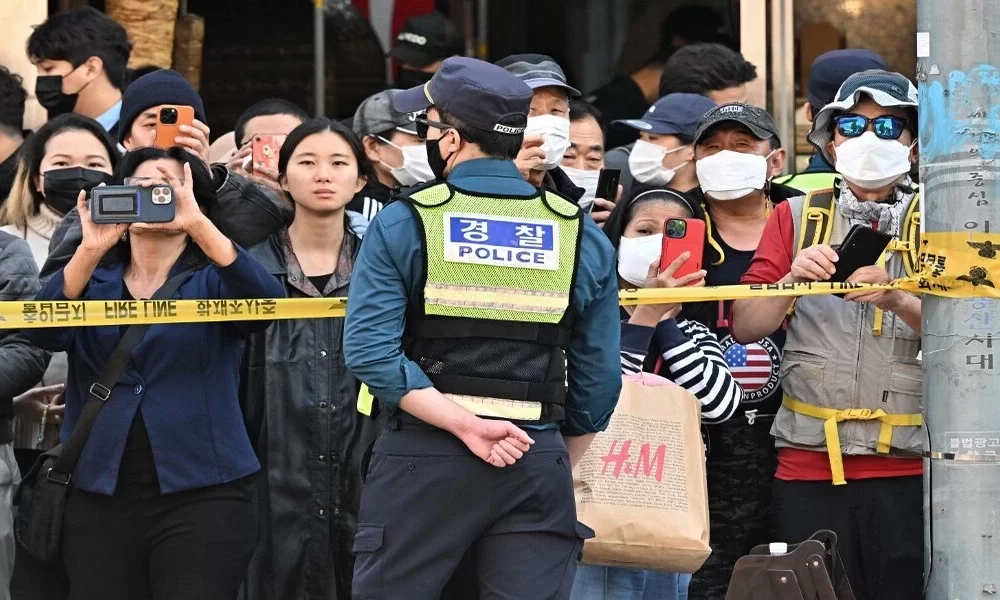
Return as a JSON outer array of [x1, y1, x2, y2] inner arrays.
[[388, 12, 465, 69], [694, 102, 781, 147]]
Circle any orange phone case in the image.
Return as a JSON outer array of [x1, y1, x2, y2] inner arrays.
[[252, 134, 286, 173], [153, 105, 196, 150], [659, 218, 706, 280]]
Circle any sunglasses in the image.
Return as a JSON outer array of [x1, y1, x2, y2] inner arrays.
[[834, 114, 910, 140], [414, 116, 454, 140]]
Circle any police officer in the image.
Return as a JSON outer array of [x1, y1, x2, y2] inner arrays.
[[343, 57, 622, 599]]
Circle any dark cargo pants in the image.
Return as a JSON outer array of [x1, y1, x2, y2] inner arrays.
[[351, 420, 591, 600]]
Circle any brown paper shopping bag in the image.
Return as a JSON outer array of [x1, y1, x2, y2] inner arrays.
[[573, 373, 711, 573]]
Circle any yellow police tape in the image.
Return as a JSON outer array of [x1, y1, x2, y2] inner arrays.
[[1, 233, 998, 329]]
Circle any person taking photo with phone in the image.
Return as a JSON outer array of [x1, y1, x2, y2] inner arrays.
[[241, 118, 383, 600], [730, 70, 922, 600], [41, 70, 293, 283], [23, 147, 284, 600], [572, 185, 743, 600]]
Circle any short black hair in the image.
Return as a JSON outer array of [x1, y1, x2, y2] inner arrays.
[[659, 43, 757, 98], [438, 110, 524, 160], [234, 98, 311, 146], [27, 7, 132, 91], [569, 100, 602, 124], [0, 67, 26, 135]]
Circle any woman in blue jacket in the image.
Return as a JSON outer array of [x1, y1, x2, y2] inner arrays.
[[25, 146, 284, 600]]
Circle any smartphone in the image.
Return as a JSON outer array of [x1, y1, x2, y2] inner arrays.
[[89, 185, 175, 224], [830, 224, 892, 282], [659, 218, 706, 280], [153, 105, 195, 150], [251, 134, 286, 173], [595, 168, 621, 203]]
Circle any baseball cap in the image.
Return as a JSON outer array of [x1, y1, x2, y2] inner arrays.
[[495, 54, 581, 97], [807, 49, 887, 110], [694, 102, 781, 146], [392, 56, 533, 135], [388, 12, 464, 69], [353, 90, 418, 138], [613, 93, 716, 138], [808, 69, 918, 164]]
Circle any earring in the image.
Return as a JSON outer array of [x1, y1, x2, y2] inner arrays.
[[121, 231, 128, 243]]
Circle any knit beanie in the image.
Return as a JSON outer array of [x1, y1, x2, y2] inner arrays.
[[118, 69, 207, 143]]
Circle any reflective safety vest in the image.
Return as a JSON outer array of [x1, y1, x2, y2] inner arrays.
[[385, 181, 583, 424], [772, 171, 840, 193]]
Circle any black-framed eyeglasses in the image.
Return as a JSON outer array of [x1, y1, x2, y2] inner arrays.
[[834, 114, 909, 140], [415, 116, 454, 140]]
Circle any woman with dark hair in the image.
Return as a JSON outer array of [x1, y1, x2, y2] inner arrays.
[[24, 146, 284, 600], [1, 114, 119, 474], [242, 117, 379, 600], [572, 185, 743, 600], [0, 112, 119, 600]]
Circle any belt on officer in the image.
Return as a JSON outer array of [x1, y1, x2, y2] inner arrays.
[[782, 395, 923, 486]]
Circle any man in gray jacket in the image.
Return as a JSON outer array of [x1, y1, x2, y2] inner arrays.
[[0, 231, 49, 599]]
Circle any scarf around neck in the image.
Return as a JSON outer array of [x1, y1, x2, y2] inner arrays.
[[836, 177, 913, 237]]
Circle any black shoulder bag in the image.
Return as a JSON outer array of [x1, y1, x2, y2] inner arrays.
[[14, 270, 192, 562]]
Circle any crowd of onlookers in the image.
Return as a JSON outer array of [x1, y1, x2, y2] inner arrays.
[[0, 5, 924, 600]]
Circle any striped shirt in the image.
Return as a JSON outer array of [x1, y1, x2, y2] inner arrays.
[[620, 318, 742, 424]]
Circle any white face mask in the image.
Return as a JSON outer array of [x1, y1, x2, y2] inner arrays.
[[628, 139, 690, 186], [834, 131, 913, 190], [524, 114, 571, 171], [617, 234, 663, 287], [378, 136, 434, 187], [561, 166, 601, 212], [696, 149, 774, 201]]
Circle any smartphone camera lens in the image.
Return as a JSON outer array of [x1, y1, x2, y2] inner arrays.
[[666, 219, 686, 238], [159, 108, 178, 125]]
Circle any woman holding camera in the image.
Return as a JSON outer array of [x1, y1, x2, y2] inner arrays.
[[24, 146, 284, 600]]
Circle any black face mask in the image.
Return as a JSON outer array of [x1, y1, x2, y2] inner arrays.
[[397, 69, 434, 89], [42, 167, 112, 215], [426, 136, 455, 180], [35, 74, 80, 119]]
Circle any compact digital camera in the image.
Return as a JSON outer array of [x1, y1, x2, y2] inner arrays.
[[89, 185, 176, 224]]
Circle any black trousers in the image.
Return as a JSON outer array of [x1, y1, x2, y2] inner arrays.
[[772, 476, 923, 600], [352, 422, 590, 600], [61, 475, 257, 600]]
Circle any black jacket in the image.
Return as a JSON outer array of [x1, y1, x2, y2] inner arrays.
[[40, 166, 293, 282], [0, 232, 50, 444], [241, 229, 384, 600]]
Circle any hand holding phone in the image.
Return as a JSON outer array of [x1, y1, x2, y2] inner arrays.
[[89, 184, 175, 224], [830, 225, 892, 283], [251, 134, 286, 174], [154, 105, 196, 150], [659, 218, 706, 280]]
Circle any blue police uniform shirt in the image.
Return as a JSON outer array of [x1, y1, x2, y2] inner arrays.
[[344, 158, 622, 435], [25, 247, 285, 495]]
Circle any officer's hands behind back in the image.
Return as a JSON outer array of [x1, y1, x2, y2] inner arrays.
[[460, 418, 535, 468]]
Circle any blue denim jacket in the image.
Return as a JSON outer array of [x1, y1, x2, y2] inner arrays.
[[343, 159, 622, 435], [25, 246, 285, 495]]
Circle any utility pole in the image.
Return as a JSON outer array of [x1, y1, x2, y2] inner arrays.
[[919, 1, 1000, 597]]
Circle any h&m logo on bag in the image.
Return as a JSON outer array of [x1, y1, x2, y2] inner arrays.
[[443, 213, 560, 270], [600, 439, 667, 482]]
